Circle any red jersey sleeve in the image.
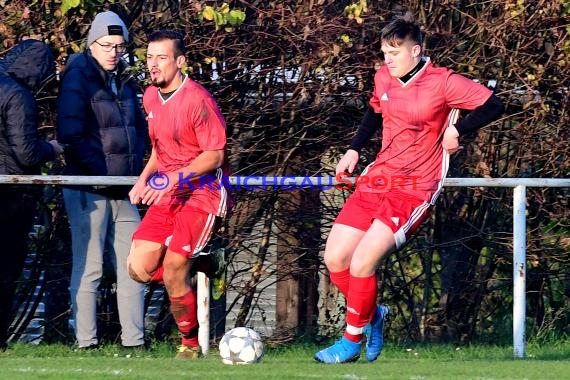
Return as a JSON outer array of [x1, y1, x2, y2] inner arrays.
[[191, 96, 227, 151], [444, 72, 492, 110], [369, 67, 389, 114], [142, 87, 158, 141]]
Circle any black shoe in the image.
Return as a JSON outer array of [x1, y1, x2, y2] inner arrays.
[[120, 342, 150, 357], [121, 345, 145, 354], [76, 343, 99, 351], [122, 340, 150, 350], [122, 344, 145, 349]]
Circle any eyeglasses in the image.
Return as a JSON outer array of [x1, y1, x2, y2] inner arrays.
[[94, 41, 127, 53]]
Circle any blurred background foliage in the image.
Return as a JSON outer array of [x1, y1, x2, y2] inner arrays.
[[1, 0, 568, 346]]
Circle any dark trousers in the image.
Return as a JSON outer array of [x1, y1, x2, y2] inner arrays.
[[0, 187, 37, 349]]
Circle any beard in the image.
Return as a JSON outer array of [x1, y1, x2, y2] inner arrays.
[[151, 77, 166, 88]]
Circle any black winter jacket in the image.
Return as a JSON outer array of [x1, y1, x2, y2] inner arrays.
[[56, 51, 147, 197], [0, 40, 56, 175]]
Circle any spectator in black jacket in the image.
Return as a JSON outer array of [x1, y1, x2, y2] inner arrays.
[[0, 39, 63, 350], [56, 11, 147, 349]]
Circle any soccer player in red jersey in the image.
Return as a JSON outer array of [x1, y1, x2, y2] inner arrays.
[[315, 13, 504, 363], [127, 30, 230, 359]]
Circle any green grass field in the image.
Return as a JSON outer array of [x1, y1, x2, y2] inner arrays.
[[1, 340, 569, 379]]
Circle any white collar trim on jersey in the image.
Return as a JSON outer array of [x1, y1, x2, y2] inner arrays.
[[397, 56, 431, 88], [159, 74, 188, 104]]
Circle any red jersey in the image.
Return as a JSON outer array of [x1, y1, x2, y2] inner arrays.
[[143, 76, 230, 217], [363, 58, 492, 203]]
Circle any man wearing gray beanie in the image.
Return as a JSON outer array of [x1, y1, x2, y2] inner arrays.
[[57, 10, 147, 351], [87, 11, 129, 48]]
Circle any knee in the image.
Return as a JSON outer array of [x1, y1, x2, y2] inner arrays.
[[323, 254, 336, 270], [127, 240, 164, 283], [161, 252, 190, 290], [127, 261, 150, 283], [349, 255, 378, 277], [323, 251, 349, 273]]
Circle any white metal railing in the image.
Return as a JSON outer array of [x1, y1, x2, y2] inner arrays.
[[2, 175, 569, 358]]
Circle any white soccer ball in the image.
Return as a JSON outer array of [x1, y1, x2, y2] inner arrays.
[[218, 327, 264, 365]]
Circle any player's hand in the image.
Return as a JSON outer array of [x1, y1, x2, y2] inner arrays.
[[442, 126, 462, 155], [129, 177, 147, 204], [140, 171, 178, 206], [336, 149, 360, 175]]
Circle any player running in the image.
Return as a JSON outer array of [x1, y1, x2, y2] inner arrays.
[[315, 12, 504, 363], [127, 30, 231, 359]]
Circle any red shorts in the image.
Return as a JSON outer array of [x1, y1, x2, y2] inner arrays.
[[133, 203, 220, 258], [335, 190, 432, 248]]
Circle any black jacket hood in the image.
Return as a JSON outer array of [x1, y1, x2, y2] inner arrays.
[[0, 39, 55, 91]]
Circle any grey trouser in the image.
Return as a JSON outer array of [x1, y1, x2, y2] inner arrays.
[[63, 188, 145, 347]]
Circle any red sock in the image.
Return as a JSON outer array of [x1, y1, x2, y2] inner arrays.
[[169, 290, 199, 347], [329, 268, 350, 296], [343, 274, 377, 343], [149, 266, 164, 284]]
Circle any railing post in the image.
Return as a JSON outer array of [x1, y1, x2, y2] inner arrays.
[[513, 185, 526, 358], [197, 272, 210, 355]]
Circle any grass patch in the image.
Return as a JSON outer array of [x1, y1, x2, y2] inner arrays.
[[1, 340, 569, 379]]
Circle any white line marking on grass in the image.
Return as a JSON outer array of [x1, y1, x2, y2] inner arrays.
[[14, 367, 134, 376], [296, 374, 368, 379]]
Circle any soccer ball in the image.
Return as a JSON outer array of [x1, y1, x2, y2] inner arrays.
[[218, 327, 264, 365]]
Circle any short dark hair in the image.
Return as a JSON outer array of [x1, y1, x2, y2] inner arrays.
[[148, 29, 187, 57], [381, 12, 423, 47]]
